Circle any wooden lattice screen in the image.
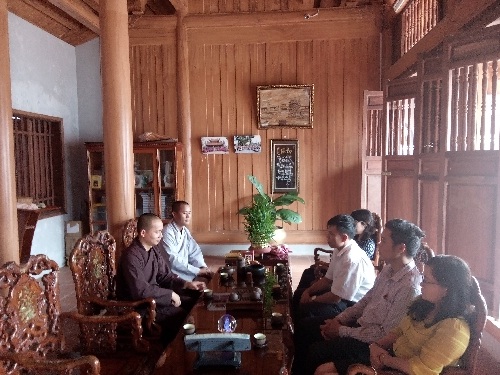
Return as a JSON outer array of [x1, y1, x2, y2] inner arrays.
[[366, 100, 383, 157], [400, 0, 441, 56], [448, 59, 500, 151], [12, 111, 65, 208], [386, 97, 416, 156]]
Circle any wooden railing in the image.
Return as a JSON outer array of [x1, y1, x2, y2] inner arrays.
[[400, 0, 440, 56], [448, 59, 500, 151]]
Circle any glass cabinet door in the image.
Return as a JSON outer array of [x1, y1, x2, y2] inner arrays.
[[88, 148, 107, 233], [134, 150, 157, 218], [159, 149, 176, 220]]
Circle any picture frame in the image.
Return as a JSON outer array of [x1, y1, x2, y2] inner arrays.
[[270, 139, 299, 193], [91, 175, 102, 189], [257, 84, 314, 129]]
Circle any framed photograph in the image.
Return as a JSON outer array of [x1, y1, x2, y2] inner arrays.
[[234, 135, 262, 154], [91, 175, 102, 189], [201, 137, 229, 154], [270, 139, 298, 193], [257, 84, 314, 129]]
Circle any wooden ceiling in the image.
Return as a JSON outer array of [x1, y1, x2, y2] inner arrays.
[[7, 0, 393, 46], [6, 0, 176, 46]]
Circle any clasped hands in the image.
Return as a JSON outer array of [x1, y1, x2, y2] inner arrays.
[[369, 343, 390, 371], [171, 280, 206, 307], [319, 317, 342, 340]]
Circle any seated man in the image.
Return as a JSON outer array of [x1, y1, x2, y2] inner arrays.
[[292, 214, 376, 373], [161, 200, 213, 281], [116, 213, 206, 345], [296, 219, 425, 375]]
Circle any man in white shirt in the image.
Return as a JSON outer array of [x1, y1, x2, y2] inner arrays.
[[295, 214, 376, 321], [292, 214, 376, 374], [161, 201, 213, 281]]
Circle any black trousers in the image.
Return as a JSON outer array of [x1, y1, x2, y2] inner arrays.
[[294, 336, 371, 375], [156, 289, 201, 345], [292, 300, 353, 375]]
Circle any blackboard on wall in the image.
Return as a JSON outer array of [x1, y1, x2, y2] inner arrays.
[[270, 139, 298, 193]]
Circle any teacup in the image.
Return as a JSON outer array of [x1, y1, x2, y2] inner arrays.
[[271, 312, 284, 327], [254, 333, 266, 347], [229, 292, 241, 302], [183, 323, 195, 335], [203, 289, 213, 298]]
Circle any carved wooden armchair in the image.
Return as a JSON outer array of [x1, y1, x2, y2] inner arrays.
[[68, 230, 160, 354], [0, 254, 100, 375], [347, 276, 488, 375]]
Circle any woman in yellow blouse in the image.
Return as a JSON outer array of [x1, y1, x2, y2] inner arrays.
[[315, 255, 472, 375]]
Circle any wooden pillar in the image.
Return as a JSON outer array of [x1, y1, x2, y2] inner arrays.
[[0, 0, 20, 264], [176, 7, 193, 206], [100, 0, 135, 257]]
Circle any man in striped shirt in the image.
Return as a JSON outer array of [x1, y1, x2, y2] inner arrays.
[[295, 219, 424, 375]]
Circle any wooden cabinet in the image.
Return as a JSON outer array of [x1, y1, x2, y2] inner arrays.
[[85, 141, 185, 234]]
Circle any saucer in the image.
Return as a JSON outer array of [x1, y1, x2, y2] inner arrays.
[[254, 342, 267, 348]]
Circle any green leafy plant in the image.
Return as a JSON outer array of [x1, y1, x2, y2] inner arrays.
[[238, 175, 305, 246], [263, 270, 278, 317]]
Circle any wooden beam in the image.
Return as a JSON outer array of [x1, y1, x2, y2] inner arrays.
[[169, 0, 187, 14], [45, 0, 99, 34], [386, 0, 499, 80], [127, 0, 147, 15]]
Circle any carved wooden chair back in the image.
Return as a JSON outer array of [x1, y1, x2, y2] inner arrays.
[[370, 212, 382, 269], [69, 230, 156, 353], [122, 218, 138, 249], [0, 254, 100, 375], [346, 276, 488, 375], [415, 242, 435, 274]]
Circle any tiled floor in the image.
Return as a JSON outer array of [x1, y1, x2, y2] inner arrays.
[[58, 254, 500, 374]]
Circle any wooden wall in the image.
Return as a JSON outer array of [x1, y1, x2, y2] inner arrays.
[[129, 6, 382, 243]]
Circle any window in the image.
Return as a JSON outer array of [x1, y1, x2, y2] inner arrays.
[[386, 97, 416, 156], [12, 110, 65, 211]]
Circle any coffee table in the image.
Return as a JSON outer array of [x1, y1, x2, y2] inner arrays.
[[153, 263, 293, 375]]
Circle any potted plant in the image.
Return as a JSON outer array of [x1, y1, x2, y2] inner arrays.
[[238, 175, 305, 249]]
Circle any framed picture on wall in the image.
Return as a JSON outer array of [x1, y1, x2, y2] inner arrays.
[[270, 139, 298, 193], [257, 84, 314, 129]]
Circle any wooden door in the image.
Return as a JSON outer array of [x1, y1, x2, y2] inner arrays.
[[361, 91, 383, 215], [382, 78, 418, 223]]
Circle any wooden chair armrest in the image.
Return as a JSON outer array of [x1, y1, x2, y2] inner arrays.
[[62, 310, 150, 353], [84, 297, 159, 334], [347, 364, 404, 375], [0, 353, 100, 375], [313, 247, 334, 262], [347, 364, 378, 375]]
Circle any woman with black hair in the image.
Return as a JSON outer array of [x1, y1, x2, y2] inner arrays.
[[315, 255, 472, 375], [350, 209, 378, 260]]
